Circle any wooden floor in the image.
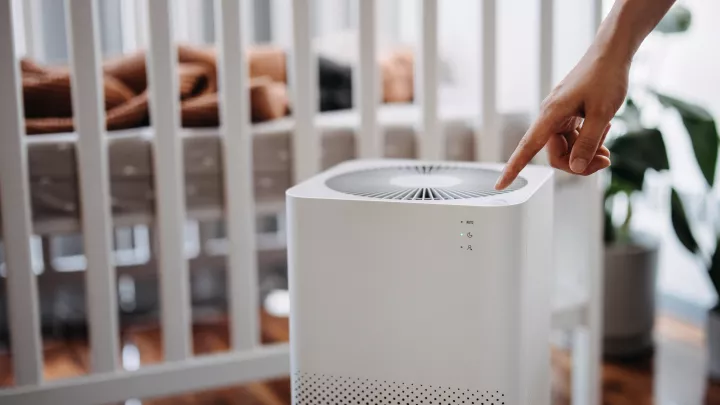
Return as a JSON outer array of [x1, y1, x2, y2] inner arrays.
[[1, 312, 719, 404]]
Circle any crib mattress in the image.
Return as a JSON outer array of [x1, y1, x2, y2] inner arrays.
[[0, 105, 530, 234]]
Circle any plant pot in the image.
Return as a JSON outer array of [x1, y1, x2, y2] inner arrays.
[[603, 233, 659, 358], [708, 311, 720, 380]]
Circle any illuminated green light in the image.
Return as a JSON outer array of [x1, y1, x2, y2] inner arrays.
[[460, 233, 464, 236]]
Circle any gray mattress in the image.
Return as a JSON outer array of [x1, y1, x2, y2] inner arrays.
[[0, 106, 530, 234]]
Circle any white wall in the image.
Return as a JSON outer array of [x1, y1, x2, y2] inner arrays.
[[396, 0, 598, 112], [396, 0, 717, 117], [650, 0, 720, 118]]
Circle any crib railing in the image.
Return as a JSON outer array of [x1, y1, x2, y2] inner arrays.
[[0, 0, 43, 387], [0, 0, 604, 404]]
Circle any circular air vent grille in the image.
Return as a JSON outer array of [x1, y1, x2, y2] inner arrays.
[[325, 164, 527, 200]]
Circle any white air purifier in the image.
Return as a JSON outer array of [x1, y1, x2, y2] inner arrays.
[[287, 159, 554, 405]]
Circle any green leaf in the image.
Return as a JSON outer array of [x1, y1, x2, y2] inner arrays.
[[608, 128, 669, 189], [710, 238, 720, 312], [656, 93, 719, 187], [608, 128, 669, 171], [670, 188, 699, 254], [604, 177, 638, 244], [656, 93, 714, 120], [710, 238, 720, 303], [604, 210, 615, 244], [605, 176, 637, 198], [609, 164, 645, 192], [655, 5, 692, 34]]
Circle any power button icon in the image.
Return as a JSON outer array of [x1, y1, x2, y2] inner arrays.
[[466, 232, 473, 238]]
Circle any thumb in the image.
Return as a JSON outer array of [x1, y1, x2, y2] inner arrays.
[[569, 113, 611, 173]]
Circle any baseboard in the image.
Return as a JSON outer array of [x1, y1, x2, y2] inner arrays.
[[658, 291, 710, 327]]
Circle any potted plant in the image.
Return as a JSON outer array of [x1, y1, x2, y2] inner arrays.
[[655, 94, 720, 379], [600, 3, 698, 358], [605, 90, 720, 369], [602, 99, 668, 358]]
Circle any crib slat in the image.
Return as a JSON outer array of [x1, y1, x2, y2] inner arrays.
[[216, 0, 260, 351], [65, 0, 120, 373], [20, 0, 44, 60], [538, 0, 554, 105], [356, 0, 380, 158], [417, 0, 441, 160], [478, 0, 499, 162], [0, 0, 43, 385], [290, 0, 320, 181], [146, 0, 192, 361], [572, 5, 605, 404]]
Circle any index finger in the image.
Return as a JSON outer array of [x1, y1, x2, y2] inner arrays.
[[494, 111, 558, 190]]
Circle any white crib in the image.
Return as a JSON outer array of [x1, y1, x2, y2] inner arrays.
[[0, 0, 605, 404]]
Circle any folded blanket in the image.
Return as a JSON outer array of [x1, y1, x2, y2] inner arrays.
[[21, 44, 414, 135]]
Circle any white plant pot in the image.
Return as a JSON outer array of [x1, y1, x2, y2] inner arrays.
[[708, 311, 720, 380]]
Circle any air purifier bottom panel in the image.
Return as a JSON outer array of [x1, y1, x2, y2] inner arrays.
[[292, 372, 509, 405]]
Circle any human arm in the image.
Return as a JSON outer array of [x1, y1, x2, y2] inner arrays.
[[494, 0, 677, 190]]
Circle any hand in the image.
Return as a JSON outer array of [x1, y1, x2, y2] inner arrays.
[[495, 44, 629, 190]]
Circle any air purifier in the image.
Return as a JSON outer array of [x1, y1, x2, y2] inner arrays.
[[287, 159, 554, 405]]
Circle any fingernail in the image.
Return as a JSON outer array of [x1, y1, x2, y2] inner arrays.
[[570, 158, 588, 173], [494, 175, 505, 190]]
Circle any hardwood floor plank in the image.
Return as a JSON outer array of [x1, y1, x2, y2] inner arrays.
[[1, 313, 718, 405]]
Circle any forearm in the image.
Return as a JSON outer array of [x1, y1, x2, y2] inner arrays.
[[594, 0, 676, 64]]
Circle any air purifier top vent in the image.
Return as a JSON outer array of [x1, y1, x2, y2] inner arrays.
[[325, 164, 527, 201], [287, 159, 553, 206]]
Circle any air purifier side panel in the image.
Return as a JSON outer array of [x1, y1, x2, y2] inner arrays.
[[517, 178, 554, 405], [287, 195, 525, 401], [286, 195, 302, 402]]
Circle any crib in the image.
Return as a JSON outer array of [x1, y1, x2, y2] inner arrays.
[[0, 0, 605, 404]]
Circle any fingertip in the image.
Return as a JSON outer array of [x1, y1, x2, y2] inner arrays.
[[582, 155, 611, 175], [494, 175, 507, 190], [571, 115, 611, 173], [494, 166, 515, 190], [570, 158, 589, 173]]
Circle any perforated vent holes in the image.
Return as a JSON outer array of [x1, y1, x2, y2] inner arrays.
[[292, 372, 507, 405], [325, 164, 527, 201]]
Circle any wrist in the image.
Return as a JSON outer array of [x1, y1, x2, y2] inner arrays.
[[593, 0, 676, 66], [595, 1, 640, 66]]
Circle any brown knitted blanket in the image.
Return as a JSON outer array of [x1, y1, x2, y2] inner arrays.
[[21, 44, 415, 136], [22, 44, 291, 135]]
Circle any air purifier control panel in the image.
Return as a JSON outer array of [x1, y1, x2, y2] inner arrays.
[[459, 220, 474, 251]]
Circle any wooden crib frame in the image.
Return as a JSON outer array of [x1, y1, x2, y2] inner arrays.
[[0, 0, 605, 404]]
